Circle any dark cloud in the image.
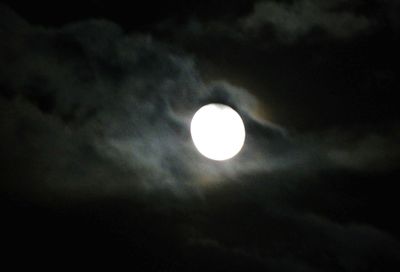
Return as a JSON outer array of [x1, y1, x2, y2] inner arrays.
[[241, 0, 373, 41], [154, 0, 400, 46], [184, 208, 400, 271], [1, 4, 400, 271]]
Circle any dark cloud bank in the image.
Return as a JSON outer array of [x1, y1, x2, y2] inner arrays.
[[1, 3, 400, 271]]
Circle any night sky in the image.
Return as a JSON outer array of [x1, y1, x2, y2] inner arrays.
[[1, 1, 400, 271]]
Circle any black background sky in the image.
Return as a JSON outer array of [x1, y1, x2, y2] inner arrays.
[[1, 1, 400, 271]]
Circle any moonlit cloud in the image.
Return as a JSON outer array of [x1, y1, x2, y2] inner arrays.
[[1, 3, 399, 195], [1, 4, 399, 271], [0, 5, 288, 196]]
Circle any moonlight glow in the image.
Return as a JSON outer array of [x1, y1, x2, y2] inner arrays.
[[190, 103, 246, 161]]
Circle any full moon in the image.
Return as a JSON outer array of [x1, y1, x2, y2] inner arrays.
[[190, 103, 246, 161]]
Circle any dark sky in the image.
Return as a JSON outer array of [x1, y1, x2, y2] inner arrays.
[[1, 1, 400, 271]]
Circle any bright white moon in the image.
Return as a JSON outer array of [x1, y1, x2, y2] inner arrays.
[[190, 103, 246, 161]]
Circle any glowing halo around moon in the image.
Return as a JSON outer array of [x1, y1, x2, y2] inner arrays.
[[190, 103, 246, 161]]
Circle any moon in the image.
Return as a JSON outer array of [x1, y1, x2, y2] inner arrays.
[[190, 103, 246, 161]]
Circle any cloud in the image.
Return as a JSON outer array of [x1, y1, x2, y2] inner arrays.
[[0, 4, 288, 198], [1, 3, 399, 198], [241, 0, 373, 41], [154, 0, 387, 46], [1, 5, 400, 271], [183, 209, 400, 271]]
